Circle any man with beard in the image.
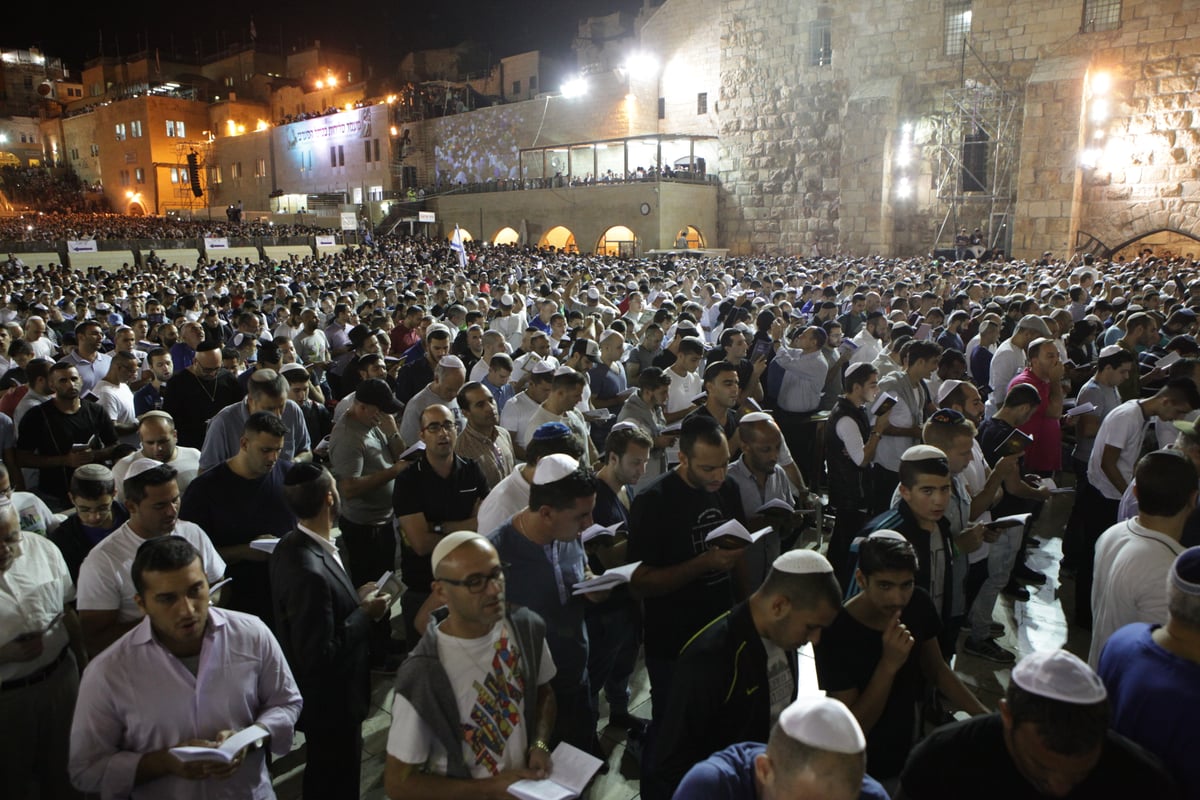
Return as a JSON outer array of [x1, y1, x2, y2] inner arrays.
[[163, 342, 244, 450]]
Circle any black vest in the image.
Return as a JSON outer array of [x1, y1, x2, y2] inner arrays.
[[825, 396, 871, 509]]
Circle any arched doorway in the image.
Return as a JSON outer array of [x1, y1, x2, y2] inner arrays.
[[493, 226, 520, 245], [1108, 229, 1200, 262], [127, 201, 146, 216], [540, 225, 577, 253], [596, 225, 638, 257], [673, 225, 705, 249], [446, 227, 473, 242]]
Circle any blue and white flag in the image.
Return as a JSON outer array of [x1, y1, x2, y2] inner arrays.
[[450, 224, 467, 269]]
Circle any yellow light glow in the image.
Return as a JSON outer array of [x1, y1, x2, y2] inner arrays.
[[625, 92, 636, 101], [328, 76, 338, 87], [386, 94, 397, 104], [315, 79, 324, 89], [125, 190, 133, 198], [344, 102, 353, 111], [1091, 98, 1109, 123], [255, 119, 269, 131], [896, 177, 912, 199], [236, 123, 246, 134], [1092, 71, 1112, 95], [390, 125, 399, 136]]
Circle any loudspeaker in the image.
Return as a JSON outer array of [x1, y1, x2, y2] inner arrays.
[[187, 152, 203, 197]]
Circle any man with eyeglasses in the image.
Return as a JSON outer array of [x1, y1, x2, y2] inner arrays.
[[270, 463, 391, 799], [386, 532, 556, 797], [49, 464, 128, 584], [393, 404, 488, 645], [163, 341, 244, 450], [0, 495, 87, 799]]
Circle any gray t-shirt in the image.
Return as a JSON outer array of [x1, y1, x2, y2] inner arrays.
[[328, 415, 396, 525], [1072, 377, 1122, 463]]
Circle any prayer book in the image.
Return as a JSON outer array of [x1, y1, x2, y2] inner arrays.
[[571, 562, 641, 595], [170, 725, 268, 764], [705, 520, 772, 549], [507, 742, 605, 800]]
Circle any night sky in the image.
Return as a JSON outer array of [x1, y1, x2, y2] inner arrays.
[[11, 0, 646, 74]]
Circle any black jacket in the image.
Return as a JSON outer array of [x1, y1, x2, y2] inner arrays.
[[645, 600, 798, 800], [826, 396, 871, 509], [269, 528, 373, 729]]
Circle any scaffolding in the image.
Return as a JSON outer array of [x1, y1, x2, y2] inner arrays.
[[170, 138, 214, 216], [931, 37, 1021, 256]]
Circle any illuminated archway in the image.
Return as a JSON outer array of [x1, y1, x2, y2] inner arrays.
[[674, 225, 705, 249], [0, 151, 19, 168], [540, 225, 577, 253], [126, 201, 146, 216], [493, 226, 520, 245], [596, 225, 638, 257], [446, 227, 473, 242], [1108, 229, 1200, 262]]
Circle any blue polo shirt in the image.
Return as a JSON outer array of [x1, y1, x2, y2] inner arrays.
[[675, 742, 890, 800]]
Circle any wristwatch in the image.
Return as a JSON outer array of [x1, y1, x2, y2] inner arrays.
[[530, 739, 551, 754]]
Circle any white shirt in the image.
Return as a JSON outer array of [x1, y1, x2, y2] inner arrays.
[[665, 367, 702, 414], [848, 329, 882, 365], [13, 490, 60, 536], [1087, 400, 1147, 500], [76, 520, 226, 622], [89, 380, 138, 444], [0, 532, 74, 685], [490, 311, 529, 352], [477, 468, 531, 537], [297, 523, 346, 572], [386, 618, 555, 776], [499, 391, 541, 445], [111, 447, 201, 503], [1088, 517, 1184, 667], [984, 339, 1023, 418]]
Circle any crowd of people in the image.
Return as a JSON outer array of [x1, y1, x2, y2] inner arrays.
[[1, 225, 1198, 799], [0, 166, 103, 214], [0, 210, 340, 243]]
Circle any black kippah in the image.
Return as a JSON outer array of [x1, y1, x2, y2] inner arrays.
[[284, 462, 325, 486], [196, 340, 221, 353]]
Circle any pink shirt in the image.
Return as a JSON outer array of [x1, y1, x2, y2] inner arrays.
[[1009, 368, 1062, 472]]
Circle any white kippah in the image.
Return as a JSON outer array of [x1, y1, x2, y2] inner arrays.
[[530, 360, 556, 376], [598, 328, 621, 343], [778, 695, 867, 754], [936, 379, 964, 405], [124, 457, 164, 481], [431, 531, 487, 574], [499, 293, 515, 305], [900, 444, 947, 462], [1098, 344, 1123, 359], [609, 420, 641, 434], [533, 453, 579, 485], [773, 550, 833, 575], [1011, 650, 1107, 705], [739, 411, 774, 424], [426, 323, 450, 338], [844, 362, 874, 379], [438, 355, 466, 370], [553, 365, 575, 377], [867, 530, 908, 543]]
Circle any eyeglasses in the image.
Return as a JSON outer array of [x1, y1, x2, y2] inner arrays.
[[75, 502, 113, 517], [423, 422, 457, 434], [435, 564, 507, 593]]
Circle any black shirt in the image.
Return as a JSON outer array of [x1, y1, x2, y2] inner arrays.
[[179, 460, 296, 622], [16, 398, 118, 500], [815, 587, 941, 780], [900, 714, 1179, 799], [628, 470, 746, 660], [392, 454, 489, 594], [163, 368, 244, 450], [977, 416, 1035, 517]]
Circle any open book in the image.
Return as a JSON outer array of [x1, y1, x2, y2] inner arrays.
[[582, 408, 613, 423], [705, 519, 772, 549], [398, 441, 426, 461], [755, 498, 795, 514], [249, 538, 280, 554], [170, 725, 268, 764], [871, 392, 898, 417], [580, 522, 625, 544], [1064, 402, 1096, 417], [985, 513, 1032, 529], [508, 742, 605, 800], [571, 561, 641, 595], [996, 428, 1033, 458]]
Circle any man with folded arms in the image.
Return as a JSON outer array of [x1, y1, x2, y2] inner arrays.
[[69, 537, 302, 800], [385, 532, 556, 798]]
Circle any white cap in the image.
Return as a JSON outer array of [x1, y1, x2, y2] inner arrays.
[[936, 379, 964, 405], [533, 453, 579, 485], [124, 457, 164, 481], [1011, 650, 1107, 705], [900, 444, 947, 462], [609, 420, 643, 434], [845, 362, 874, 380], [773, 550, 833, 575], [739, 411, 774, 424], [626, 281, 639, 291], [426, 323, 451, 338], [499, 293, 515, 306], [586, 287, 600, 300], [1098, 344, 1123, 359], [778, 695, 867, 754], [438, 355, 466, 371], [531, 360, 556, 375], [598, 329, 621, 343], [431, 531, 488, 574], [553, 365, 575, 377], [866, 530, 908, 543]]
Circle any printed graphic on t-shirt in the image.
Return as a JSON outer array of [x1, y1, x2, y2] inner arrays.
[[462, 631, 525, 775]]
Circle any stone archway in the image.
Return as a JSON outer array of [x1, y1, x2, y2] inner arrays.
[[1108, 228, 1200, 262]]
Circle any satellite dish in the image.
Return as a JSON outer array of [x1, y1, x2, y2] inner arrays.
[[37, 81, 52, 97]]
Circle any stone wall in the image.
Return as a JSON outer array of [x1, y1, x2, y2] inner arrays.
[[640, 0, 722, 138]]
